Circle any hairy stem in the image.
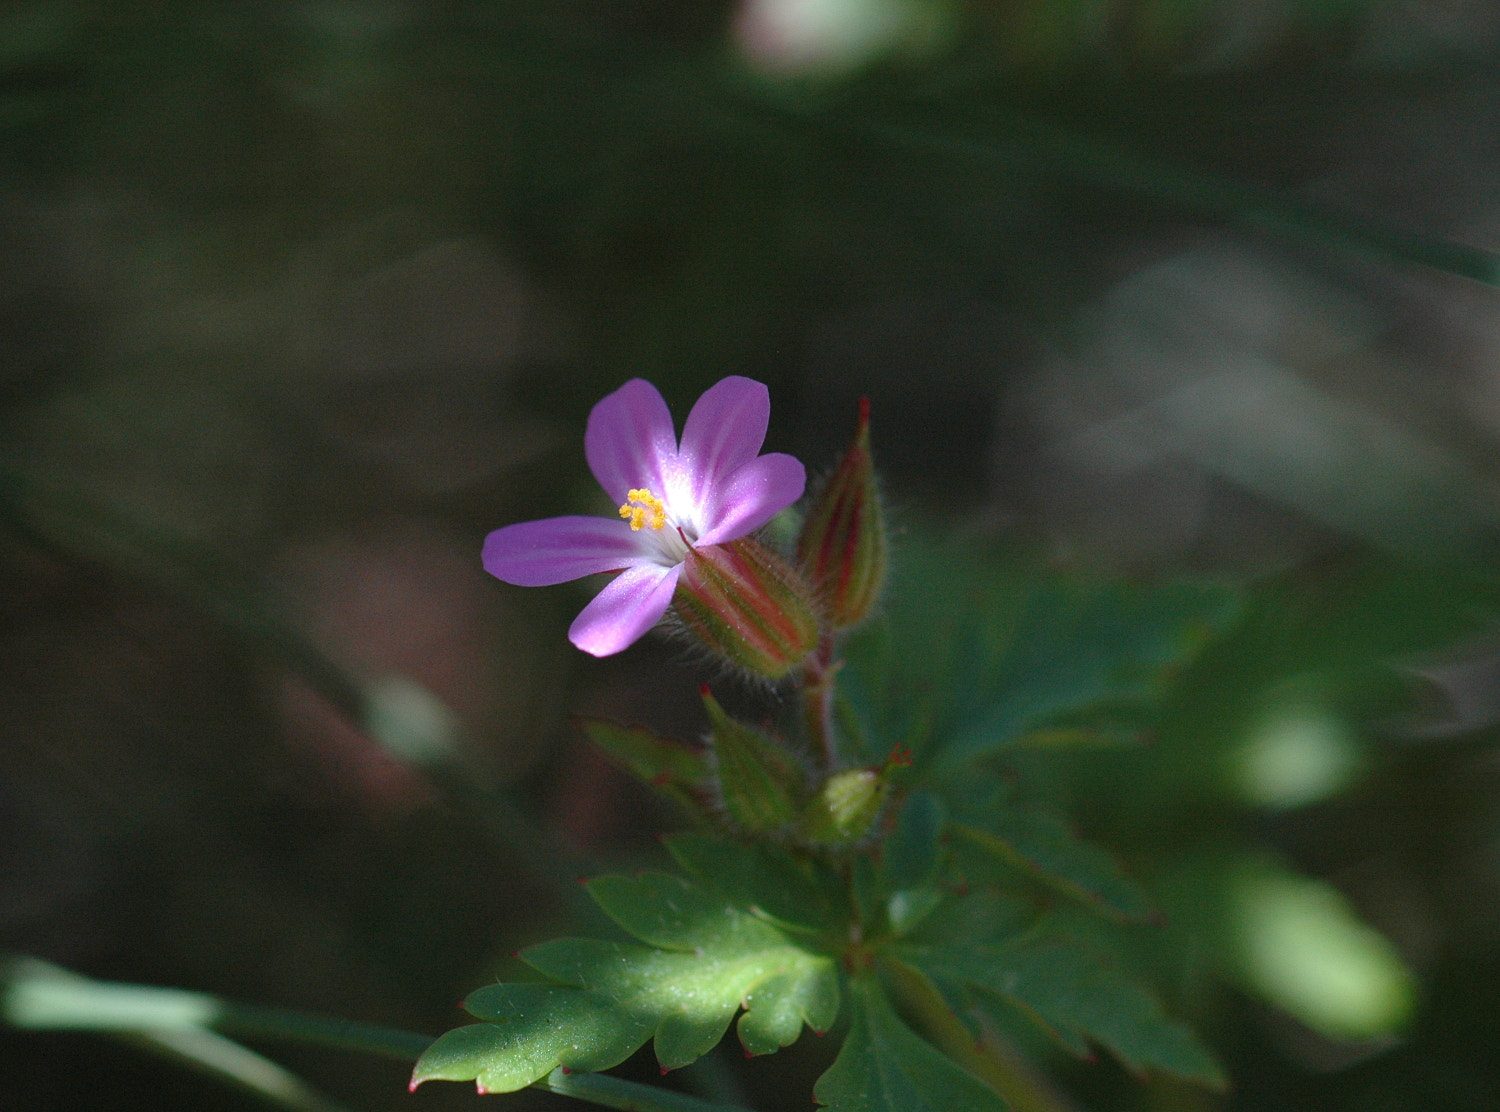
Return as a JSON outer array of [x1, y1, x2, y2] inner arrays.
[[801, 631, 843, 771]]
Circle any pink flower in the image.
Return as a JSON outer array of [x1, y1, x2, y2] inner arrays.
[[482, 377, 807, 657]]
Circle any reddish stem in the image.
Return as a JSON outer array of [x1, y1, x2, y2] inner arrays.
[[801, 630, 842, 771]]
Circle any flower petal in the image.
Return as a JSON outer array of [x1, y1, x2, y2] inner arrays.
[[695, 452, 807, 546], [678, 376, 770, 510], [483, 516, 649, 586], [569, 562, 683, 656], [585, 379, 678, 505]]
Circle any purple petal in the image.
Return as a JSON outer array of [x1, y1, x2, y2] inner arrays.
[[696, 452, 807, 546], [483, 516, 649, 586], [568, 562, 682, 656], [678, 377, 770, 509], [585, 379, 678, 505]]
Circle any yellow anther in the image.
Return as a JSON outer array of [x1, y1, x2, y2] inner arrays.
[[618, 487, 667, 531]]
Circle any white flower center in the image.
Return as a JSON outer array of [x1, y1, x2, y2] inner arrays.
[[619, 486, 694, 564]]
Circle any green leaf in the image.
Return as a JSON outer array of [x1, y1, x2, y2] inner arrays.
[[878, 791, 945, 894], [548, 870, 836, 1067], [900, 931, 1225, 1089], [934, 580, 1237, 772], [903, 888, 1036, 950], [814, 977, 1008, 1112], [586, 871, 792, 953], [523, 936, 838, 1068], [838, 538, 1236, 776], [953, 812, 1156, 923], [412, 984, 649, 1092], [576, 717, 710, 814], [418, 869, 841, 1088], [664, 832, 845, 936]]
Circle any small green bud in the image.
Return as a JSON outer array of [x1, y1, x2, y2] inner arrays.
[[702, 686, 807, 832], [801, 769, 886, 845], [799, 743, 912, 846], [797, 398, 887, 629], [674, 536, 821, 679]]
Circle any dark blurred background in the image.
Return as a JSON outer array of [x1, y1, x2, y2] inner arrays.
[[4, 1, 1500, 1109]]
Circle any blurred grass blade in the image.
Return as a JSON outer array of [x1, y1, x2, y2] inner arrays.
[[3, 957, 357, 1112]]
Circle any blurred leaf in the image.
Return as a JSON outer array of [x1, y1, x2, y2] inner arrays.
[[878, 790, 945, 893], [952, 810, 1157, 923], [841, 537, 1237, 778], [900, 924, 1225, 1088], [1230, 860, 1415, 1040], [934, 579, 1239, 772], [813, 976, 1008, 1112]]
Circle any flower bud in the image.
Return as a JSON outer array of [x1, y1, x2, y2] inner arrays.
[[674, 536, 821, 679], [799, 744, 911, 846], [800, 769, 886, 845], [702, 686, 806, 832], [796, 398, 887, 628]]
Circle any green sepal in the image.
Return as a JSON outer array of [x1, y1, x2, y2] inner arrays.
[[664, 831, 845, 936], [676, 537, 821, 679], [814, 977, 1008, 1112], [575, 717, 711, 815], [703, 688, 807, 832]]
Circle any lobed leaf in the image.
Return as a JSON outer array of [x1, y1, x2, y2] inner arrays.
[[839, 537, 1236, 778], [900, 931, 1225, 1089], [523, 936, 837, 1069], [933, 580, 1238, 772], [814, 977, 1008, 1112], [953, 812, 1156, 923], [415, 869, 840, 1090], [664, 832, 844, 936], [585, 871, 788, 952], [411, 984, 648, 1093]]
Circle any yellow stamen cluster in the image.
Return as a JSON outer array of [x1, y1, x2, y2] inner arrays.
[[618, 488, 667, 531]]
